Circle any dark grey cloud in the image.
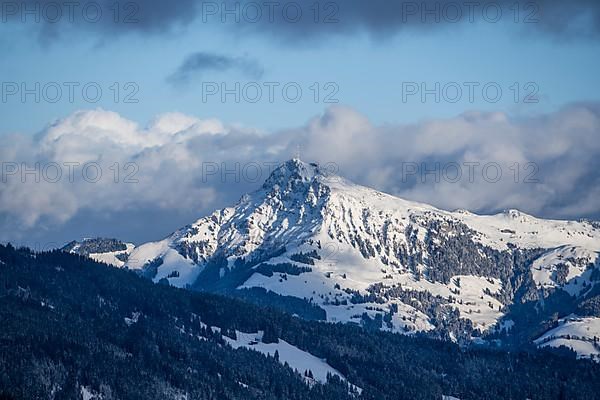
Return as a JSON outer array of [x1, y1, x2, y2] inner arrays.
[[167, 52, 264, 84], [249, 0, 600, 41], [7, 0, 600, 43]]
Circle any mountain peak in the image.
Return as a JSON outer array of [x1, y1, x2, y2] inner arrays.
[[262, 158, 324, 190], [119, 158, 600, 349]]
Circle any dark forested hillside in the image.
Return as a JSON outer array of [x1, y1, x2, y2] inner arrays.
[[1, 244, 600, 400]]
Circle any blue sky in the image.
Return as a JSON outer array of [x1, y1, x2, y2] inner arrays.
[[2, 3, 600, 135], [1, 1, 600, 245]]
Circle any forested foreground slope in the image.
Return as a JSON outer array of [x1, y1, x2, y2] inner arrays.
[[1, 244, 599, 399]]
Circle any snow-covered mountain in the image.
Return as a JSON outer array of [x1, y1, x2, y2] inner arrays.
[[68, 159, 600, 357]]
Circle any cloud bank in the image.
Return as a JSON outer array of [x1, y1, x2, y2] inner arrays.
[[10, 0, 600, 43], [1, 103, 599, 245]]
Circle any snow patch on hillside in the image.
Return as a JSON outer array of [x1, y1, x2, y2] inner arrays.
[[127, 239, 171, 269], [88, 243, 135, 268], [80, 386, 103, 400], [153, 249, 202, 287], [534, 316, 600, 361], [531, 246, 598, 296], [224, 330, 360, 392], [124, 311, 140, 326], [127, 239, 202, 287]]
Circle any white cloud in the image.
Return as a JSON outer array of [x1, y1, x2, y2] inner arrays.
[[1, 103, 599, 244]]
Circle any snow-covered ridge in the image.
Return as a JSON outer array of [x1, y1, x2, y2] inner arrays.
[[125, 159, 600, 277], [68, 159, 600, 346]]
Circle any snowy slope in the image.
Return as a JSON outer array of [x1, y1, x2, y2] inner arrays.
[[64, 238, 135, 268], [86, 243, 135, 268], [454, 209, 600, 251], [531, 246, 599, 296], [224, 330, 357, 388], [534, 316, 600, 361], [101, 159, 600, 342]]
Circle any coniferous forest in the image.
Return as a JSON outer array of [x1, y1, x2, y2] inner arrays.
[[1, 244, 600, 399]]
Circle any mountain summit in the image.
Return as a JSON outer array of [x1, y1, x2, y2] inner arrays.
[[67, 159, 600, 357], [263, 158, 324, 188]]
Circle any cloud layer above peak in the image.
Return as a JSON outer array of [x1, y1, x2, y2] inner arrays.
[[1, 103, 599, 245]]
